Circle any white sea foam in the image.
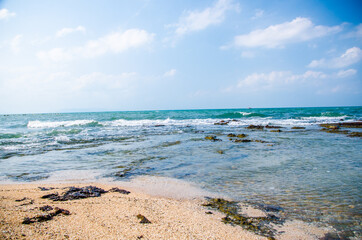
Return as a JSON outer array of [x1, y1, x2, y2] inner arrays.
[[27, 120, 97, 128], [239, 112, 252, 116], [54, 135, 70, 142]]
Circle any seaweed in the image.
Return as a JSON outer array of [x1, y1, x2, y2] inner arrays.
[[41, 186, 107, 201], [22, 207, 70, 224]]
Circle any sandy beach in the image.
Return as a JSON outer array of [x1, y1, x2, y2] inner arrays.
[[0, 182, 331, 240]]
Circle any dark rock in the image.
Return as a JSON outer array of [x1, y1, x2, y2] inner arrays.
[[246, 125, 264, 130], [320, 122, 362, 129], [214, 120, 230, 125], [217, 150, 224, 154], [205, 211, 213, 214], [227, 133, 236, 137], [54, 207, 70, 215], [265, 125, 282, 129], [109, 187, 131, 195], [42, 186, 107, 201], [39, 205, 53, 211], [154, 124, 165, 127], [254, 139, 267, 143], [137, 214, 151, 224], [234, 139, 251, 143], [205, 136, 222, 141]]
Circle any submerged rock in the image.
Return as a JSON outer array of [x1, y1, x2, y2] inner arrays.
[[205, 135, 222, 141], [246, 125, 264, 130], [236, 134, 247, 138], [227, 133, 236, 137], [291, 127, 305, 130], [265, 125, 283, 129], [348, 132, 362, 137], [270, 130, 282, 133], [320, 122, 362, 129], [217, 150, 224, 154], [42, 186, 107, 201], [234, 139, 252, 143], [214, 120, 229, 125]]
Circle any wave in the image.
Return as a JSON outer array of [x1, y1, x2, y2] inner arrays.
[[27, 120, 102, 128], [216, 112, 267, 118]]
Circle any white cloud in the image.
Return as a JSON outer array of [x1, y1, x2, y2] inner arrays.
[[308, 47, 362, 69], [56, 26, 86, 38], [233, 17, 341, 48], [336, 69, 357, 78], [10, 35, 22, 53], [236, 70, 327, 90], [252, 9, 264, 20], [37, 29, 155, 61], [344, 23, 362, 39], [163, 69, 177, 77], [0, 8, 16, 20], [170, 0, 239, 37]]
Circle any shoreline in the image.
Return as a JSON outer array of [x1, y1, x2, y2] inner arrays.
[[0, 181, 332, 240]]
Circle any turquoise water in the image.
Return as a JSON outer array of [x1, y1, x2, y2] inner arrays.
[[0, 107, 361, 238]]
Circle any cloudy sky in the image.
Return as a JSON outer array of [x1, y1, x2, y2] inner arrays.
[[0, 0, 361, 114]]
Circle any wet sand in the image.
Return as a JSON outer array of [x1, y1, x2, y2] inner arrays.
[[0, 183, 330, 240]]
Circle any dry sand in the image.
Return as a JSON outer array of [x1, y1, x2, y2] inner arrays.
[[0, 182, 331, 240]]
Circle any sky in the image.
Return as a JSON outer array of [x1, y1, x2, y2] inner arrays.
[[0, 0, 361, 114]]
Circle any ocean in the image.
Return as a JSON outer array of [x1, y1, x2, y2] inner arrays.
[[0, 106, 361, 238]]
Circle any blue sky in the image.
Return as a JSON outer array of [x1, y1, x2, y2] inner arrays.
[[0, 0, 361, 113]]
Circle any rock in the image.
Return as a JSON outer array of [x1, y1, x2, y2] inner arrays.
[[154, 124, 165, 127], [15, 197, 27, 202], [214, 120, 230, 125], [291, 127, 305, 129], [227, 133, 236, 137], [234, 139, 251, 143], [320, 122, 362, 129], [265, 125, 282, 129], [217, 150, 224, 154], [236, 134, 247, 138], [205, 136, 221, 141], [109, 187, 131, 194], [254, 139, 267, 143], [348, 132, 362, 137], [137, 214, 151, 224], [246, 125, 264, 130]]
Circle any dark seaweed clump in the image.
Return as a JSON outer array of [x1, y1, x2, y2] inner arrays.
[[202, 198, 284, 239], [42, 186, 107, 201], [22, 207, 70, 224]]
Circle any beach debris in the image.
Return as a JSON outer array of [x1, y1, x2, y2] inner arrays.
[[214, 120, 229, 125], [205, 135, 222, 141], [109, 187, 130, 195], [41, 186, 107, 201], [15, 197, 28, 202], [202, 198, 283, 239], [22, 207, 70, 224], [38, 187, 55, 191], [270, 130, 282, 133], [265, 125, 283, 129], [246, 125, 264, 130], [137, 214, 151, 224], [39, 205, 53, 211]]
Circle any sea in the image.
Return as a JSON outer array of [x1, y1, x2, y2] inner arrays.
[[0, 106, 361, 238]]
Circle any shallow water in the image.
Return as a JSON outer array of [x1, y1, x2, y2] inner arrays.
[[0, 107, 361, 238]]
